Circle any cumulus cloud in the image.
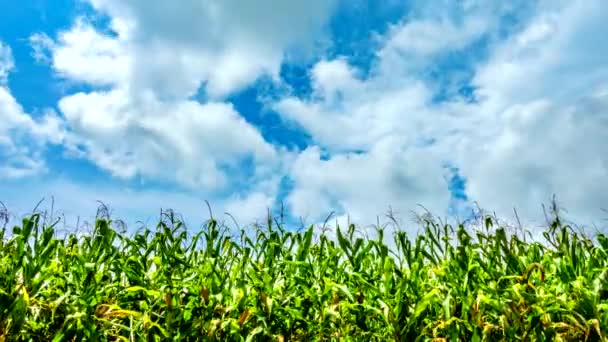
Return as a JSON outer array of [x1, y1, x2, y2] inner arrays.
[[0, 41, 65, 178], [33, 20, 130, 86], [273, 2, 492, 222], [0, 89, 65, 178], [275, 0, 608, 227], [79, 0, 338, 98], [472, 1, 608, 107], [458, 95, 608, 224], [30, 0, 340, 199], [274, 1, 505, 153], [288, 137, 452, 225], [9, 0, 606, 231], [275, 58, 435, 152], [58, 89, 278, 190], [456, 0, 608, 224]]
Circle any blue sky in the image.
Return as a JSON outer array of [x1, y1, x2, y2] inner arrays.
[[1, 0, 607, 233]]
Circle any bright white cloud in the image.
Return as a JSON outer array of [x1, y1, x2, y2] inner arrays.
[[31, 0, 339, 199], [288, 137, 452, 225], [58, 89, 278, 190], [0, 89, 65, 178], [0, 41, 65, 178], [37, 19, 130, 86], [276, 58, 435, 152], [275, 0, 608, 228], [473, 0, 608, 108], [6, 0, 605, 231], [458, 95, 608, 224], [273, 3, 493, 222], [376, 17, 485, 75], [456, 0, 608, 224], [274, 1, 503, 153], [79, 0, 338, 98], [374, 0, 529, 76]]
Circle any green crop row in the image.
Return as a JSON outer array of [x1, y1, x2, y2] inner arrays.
[[0, 205, 607, 341]]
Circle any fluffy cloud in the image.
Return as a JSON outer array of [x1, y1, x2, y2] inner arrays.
[[473, 1, 608, 107], [458, 95, 608, 224], [275, 0, 608, 227], [276, 58, 435, 152], [0, 89, 64, 178], [30, 0, 340, 198], [11, 0, 606, 231], [58, 89, 278, 190], [78, 0, 338, 98], [288, 137, 451, 225], [31, 20, 130, 86], [274, 3, 490, 222], [273, 1, 508, 154], [0, 42, 65, 178], [457, 0, 608, 224]]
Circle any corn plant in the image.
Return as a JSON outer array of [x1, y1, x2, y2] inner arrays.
[[0, 205, 607, 341]]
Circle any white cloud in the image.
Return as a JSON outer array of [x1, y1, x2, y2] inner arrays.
[[472, 1, 608, 109], [0, 42, 14, 83], [58, 89, 279, 190], [376, 16, 485, 74], [275, 58, 435, 152], [29, 33, 54, 64], [458, 95, 608, 224], [288, 137, 452, 224], [75, 0, 338, 99], [274, 0, 608, 229], [456, 0, 608, 225], [224, 191, 277, 226], [274, 1, 503, 153], [29, 0, 339, 198], [10, 0, 605, 232], [0, 88, 65, 178], [272, 3, 503, 224], [50, 19, 129, 86], [374, 0, 528, 76], [0, 41, 66, 178]]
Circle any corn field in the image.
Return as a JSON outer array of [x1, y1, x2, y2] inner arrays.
[[0, 206, 607, 341]]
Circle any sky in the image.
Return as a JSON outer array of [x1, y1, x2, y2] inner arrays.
[[0, 0, 607, 234]]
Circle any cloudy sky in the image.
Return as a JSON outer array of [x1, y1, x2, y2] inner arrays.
[[0, 0, 606, 231]]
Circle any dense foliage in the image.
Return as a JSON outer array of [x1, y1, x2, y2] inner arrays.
[[0, 205, 607, 341]]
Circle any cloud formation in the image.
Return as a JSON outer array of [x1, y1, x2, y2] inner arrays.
[[459, 0, 608, 223], [0, 41, 65, 178], [0, 0, 605, 231], [30, 0, 339, 194], [274, 0, 608, 225]]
